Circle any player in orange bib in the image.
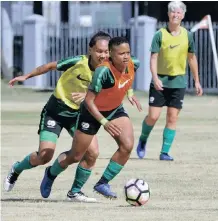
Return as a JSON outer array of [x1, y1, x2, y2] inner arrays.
[[40, 37, 142, 199]]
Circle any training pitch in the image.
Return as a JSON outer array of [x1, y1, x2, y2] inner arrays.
[[1, 81, 218, 221]]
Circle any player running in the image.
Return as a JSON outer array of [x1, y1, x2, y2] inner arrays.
[[40, 37, 142, 199], [136, 1, 203, 161], [4, 31, 111, 202]]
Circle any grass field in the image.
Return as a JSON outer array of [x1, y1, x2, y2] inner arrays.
[[1, 81, 218, 221]]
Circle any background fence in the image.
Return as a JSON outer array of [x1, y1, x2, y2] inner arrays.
[[45, 24, 131, 88], [12, 21, 218, 93]]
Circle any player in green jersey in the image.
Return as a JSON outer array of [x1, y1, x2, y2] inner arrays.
[[4, 31, 111, 202], [40, 37, 142, 199], [136, 1, 203, 161]]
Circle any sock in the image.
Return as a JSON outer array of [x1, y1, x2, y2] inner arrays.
[[50, 158, 67, 177], [139, 120, 154, 142], [14, 153, 35, 174], [161, 127, 176, 154], [70, 165, 91, 193], [97, 160, 123, 184]]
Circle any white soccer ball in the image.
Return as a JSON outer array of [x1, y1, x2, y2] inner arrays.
[[124, 178, 150, 206]]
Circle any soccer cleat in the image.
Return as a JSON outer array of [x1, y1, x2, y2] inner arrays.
[[159, 153, 174, 161], [4, 162, 20, 192], [94, 183, 117, 199], [67, 191, 97, 203], [136, 140, 147, 159], [40, 166, 55, 198]]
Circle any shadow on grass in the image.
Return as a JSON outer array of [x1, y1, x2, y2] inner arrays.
[[98, 157, 161, 162], [1, 198, 100, 204], [117, 205, 218, 211]]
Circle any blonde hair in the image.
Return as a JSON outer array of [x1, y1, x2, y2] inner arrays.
[[168, 1, 186, 14]]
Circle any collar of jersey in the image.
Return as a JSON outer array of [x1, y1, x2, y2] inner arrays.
[[165, 25, 182, 36]]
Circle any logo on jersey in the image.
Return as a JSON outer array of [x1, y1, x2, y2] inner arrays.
[[118, 79, 130, 88], [149, 97, 155, 103], [169, 44, 180, 49], [47, 120, 56, 128], [77, 74, 90, 83], [81, 122, 90, 130]]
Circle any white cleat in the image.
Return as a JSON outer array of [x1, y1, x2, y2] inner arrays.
[[4, 162, 20, 192], [67, 191, 97, 203]]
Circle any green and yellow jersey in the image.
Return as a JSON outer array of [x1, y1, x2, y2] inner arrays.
[[150, 26, 196, 88], [88, 56, 140, 110], [45, 55, 94, 116]]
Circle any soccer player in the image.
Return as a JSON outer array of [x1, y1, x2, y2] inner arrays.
[[4, 31, 111, 202], [136, 1, 203, 161], [40, 37, 142, 199]]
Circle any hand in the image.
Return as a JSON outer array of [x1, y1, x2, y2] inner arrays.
[[104, 121, 122, 137], [71, 92, 86, 104], [153, 79, 163, 91], [128, 95, 142, 112], [195, 82, 203, 96], [8, 76, 27, 87]]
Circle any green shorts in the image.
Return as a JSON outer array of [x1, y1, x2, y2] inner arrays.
[[38, 95, 79, 143]]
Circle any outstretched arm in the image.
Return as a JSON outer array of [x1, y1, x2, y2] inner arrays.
[[9, 61, 57, 86]]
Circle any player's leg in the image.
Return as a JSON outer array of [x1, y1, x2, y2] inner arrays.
[[16, 109, 62, 169], [40, 106, 100, 198], [94, 108, 133, 199], [67, 135, 99, 202], [136, 84, 165, 158], [4, 108, 62, 192], [159, 107, 179, 160], [40, 130, 94, 198], [60, 114, 99, 201], [160, 88, 185, 161]]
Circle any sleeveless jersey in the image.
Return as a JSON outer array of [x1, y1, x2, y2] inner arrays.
[[94, 60, 135, 111]]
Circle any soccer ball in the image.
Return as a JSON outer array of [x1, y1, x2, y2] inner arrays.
[[124, 178, 150, 206]]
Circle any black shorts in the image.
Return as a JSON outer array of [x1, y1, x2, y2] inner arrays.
[[77, 104, 129, 135], [38, 95, 79, 137], [149, 84, 185, 109]]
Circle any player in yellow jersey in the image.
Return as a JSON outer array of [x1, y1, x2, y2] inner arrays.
[[40, 37, 142, 199], [4, 31, 111, 202], [136, 1, 203, 161]]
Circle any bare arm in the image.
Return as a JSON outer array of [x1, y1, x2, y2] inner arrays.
[[150, 53, 159, 82], [84, 90, 122, 137], [127, 88, 142, 112], [188, 53, 199, 83], [9, 61, 57, 86], [84, 91, 105, 123], [150, 53, 163, 90], [188, 53, 203, 96], [24, 61, 57, 80]]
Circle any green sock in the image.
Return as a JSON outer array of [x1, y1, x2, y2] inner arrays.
[[161, 128, 176, 154], [139, 120, 154, 142], [71, 165, 91, 193], [99, 160, 123, 183], [14, 153, 35, 174], [50, 158, 67, 177]]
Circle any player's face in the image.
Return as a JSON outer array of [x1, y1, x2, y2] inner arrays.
[[168, 8, 184, 25], [89, 39, 109, 67], [110, 43, 131, 68]]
